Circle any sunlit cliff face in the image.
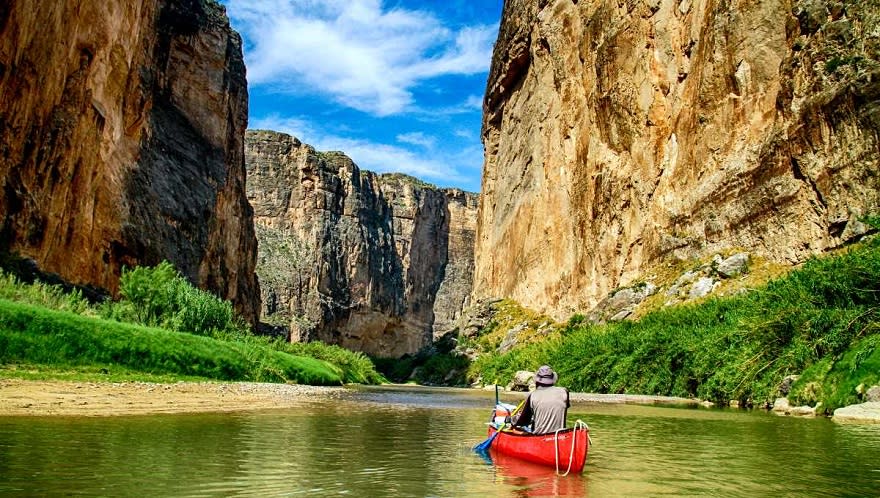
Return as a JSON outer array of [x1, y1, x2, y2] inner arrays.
[[245, 130, 478, 357], [474, 0, 880, 320]]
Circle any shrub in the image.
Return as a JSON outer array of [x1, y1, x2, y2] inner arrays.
[[107, 261, 247, 337], [0, 270, 95, 316]]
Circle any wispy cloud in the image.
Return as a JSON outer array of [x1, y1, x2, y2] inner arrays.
[[224, 0, 496, 116], [251, 114, 478, 189], [396, 132, 435, 149]]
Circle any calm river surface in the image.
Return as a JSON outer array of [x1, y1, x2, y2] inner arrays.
[[1, 385, 879, 496]]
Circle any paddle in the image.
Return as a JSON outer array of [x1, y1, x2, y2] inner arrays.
[[473, 396, 526, 452], [474, 425, 503, 452]]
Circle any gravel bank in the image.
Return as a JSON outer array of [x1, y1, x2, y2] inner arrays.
[[0, 379, 347, 417]]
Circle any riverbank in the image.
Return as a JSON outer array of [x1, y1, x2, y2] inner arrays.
[[0, 379, 347, 416], [5, 380, 878, 422], [0, 379, 703, 417]]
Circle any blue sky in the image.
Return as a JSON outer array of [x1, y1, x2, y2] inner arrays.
[[220, 0, 504, 192]]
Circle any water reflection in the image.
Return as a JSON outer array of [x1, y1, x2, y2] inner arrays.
[[483, 449, 588, 497], [1, 385, 879, 496]]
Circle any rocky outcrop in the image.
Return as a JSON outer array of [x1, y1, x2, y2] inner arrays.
[[0, 0, 260, 323], [475, 0, 880, 320], [245, 130, 477, 357]]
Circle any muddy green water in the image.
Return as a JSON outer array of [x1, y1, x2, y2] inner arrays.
[[1, 385, 878, 496]]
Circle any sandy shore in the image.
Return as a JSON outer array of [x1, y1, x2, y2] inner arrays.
[[0, 379, 347, 417], [0, 379, 703, 417]]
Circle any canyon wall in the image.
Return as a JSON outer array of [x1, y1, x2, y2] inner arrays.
[[246, 130, 477, 357], [0, 0, 260, 323], [475, 0, 880, 319]]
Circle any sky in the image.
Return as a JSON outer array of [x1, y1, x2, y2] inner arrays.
[[220, 0, 505, 192]]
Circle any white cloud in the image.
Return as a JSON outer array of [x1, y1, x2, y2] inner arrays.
[[396, 132, 435, 149], [464, 94, 484, 110], [250, 114, 474, 188], [224, 0, 496, 116], [248, 116, 317, 140]]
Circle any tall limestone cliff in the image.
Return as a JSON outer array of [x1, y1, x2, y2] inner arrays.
[[475, 0, 880, 319], [246, 130, 477, 357], [0, 0, 260, 323]]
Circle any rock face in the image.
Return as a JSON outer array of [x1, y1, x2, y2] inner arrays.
[[0, 0, 260, 323], [475, 0, 880, 320], [245, 130, 477, 357]]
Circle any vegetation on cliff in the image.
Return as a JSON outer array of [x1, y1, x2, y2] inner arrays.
[[0, 261, 384, 385], [467, 229, 880, 414]]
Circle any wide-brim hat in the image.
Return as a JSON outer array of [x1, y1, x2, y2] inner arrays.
[[534, 365, 557, 386]]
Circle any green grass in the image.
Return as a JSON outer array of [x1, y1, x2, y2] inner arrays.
[[280, 341, 385, 385], [0, 260, 386, 386], [0, 299, 343, 385], [0, 363, 215, 383], [470, 233, 880, 413]]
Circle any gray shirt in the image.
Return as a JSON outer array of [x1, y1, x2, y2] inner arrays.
[[513, 385, 570, 434]]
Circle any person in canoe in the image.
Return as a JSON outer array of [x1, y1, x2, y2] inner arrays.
[[511, 365, 570, 434]]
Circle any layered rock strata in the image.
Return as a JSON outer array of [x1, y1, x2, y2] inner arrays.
[[246, 130, 477, 357], [0, 0, 260, 323], [475, 0, 880, 320]]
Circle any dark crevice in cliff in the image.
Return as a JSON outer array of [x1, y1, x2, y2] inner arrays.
[[0, 3, 9, 36], [484, 0, 535, 129], [790, 156, 826, 210], [156, 0, 207, 71], [125, 96, 224, 283]]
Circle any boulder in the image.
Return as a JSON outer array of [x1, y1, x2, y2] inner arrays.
[[507, 370, 536, 392], [689, 277, 718, 299], [590, 283, 658, 322], [498, 324, 526, 354], [771, 397, 819, 417], [716, 253, 750, 278], [832, 402, 880, 424], [771, 397, 791, 413]]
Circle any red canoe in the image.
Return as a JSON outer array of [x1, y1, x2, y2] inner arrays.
[[487, 422, 590, 474]]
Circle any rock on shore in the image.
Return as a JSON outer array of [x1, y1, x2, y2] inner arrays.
[[832, 402, 880, 424]]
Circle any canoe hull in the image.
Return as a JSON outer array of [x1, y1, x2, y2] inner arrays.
[[487, 425, 589, 473]]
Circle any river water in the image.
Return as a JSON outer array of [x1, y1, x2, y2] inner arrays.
[[1, 385, 878, 496]]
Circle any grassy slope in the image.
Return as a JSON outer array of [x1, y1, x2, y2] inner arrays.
[[0, 299, 343, 385], [470, 235, 880, 413]]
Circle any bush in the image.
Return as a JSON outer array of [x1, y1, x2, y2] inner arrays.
[[107, 261, 247, 337], [0, 270, 94, 316]]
